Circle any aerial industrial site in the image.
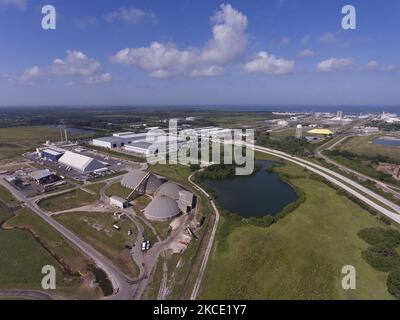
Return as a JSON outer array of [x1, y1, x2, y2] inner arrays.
[[1, 0, 400, 312]]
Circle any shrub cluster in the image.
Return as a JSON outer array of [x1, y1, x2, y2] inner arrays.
[[358, 227, 400, 299]]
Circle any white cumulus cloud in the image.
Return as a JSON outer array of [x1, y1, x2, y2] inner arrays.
[[317, 58, 354, 72], [104, 6, 156, 24], [244, 52, 294, 75], [366, 60, 379, 71], [317, 32, 338, 44], [299, 49, 315, 58], [84, 73, 112, 84], [51, 50, 101, 77], [20, 66, 42, 81], [111, 4, 248, 78], [8, 50, 111, 86]]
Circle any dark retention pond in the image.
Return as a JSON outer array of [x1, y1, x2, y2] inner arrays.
[[90, 267, 113, 297], [204, 160, 298, 218], [374, 137, 400, 147]]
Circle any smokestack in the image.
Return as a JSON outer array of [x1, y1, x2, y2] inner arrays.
[[64, 129, 68, 142]]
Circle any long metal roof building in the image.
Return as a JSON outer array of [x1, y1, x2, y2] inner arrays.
[[58, 151, 106, 173], [144, 195, 181, 221], [121, 170, 162, 194]]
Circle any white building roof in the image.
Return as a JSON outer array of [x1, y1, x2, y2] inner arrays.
[[59, 151, 105, 173], [30, 169, 53, 180], [93, 136, 126, 143]]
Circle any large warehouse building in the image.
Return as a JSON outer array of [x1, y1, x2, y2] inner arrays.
[[92, 132, 151, 149], [58, 151, 106, 173], [92, 136, 127, 149], [124, 141, 153, 155]]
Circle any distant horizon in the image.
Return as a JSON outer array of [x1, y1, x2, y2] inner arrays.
[[2, 1, 400, 106], [0, 104, 398, 114]]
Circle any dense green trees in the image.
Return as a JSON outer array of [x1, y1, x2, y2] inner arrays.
[[358, 227, 400, 298], [256, 134, 316, 157]]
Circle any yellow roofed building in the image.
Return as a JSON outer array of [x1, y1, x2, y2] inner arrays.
[[307, 128, 334, 135]]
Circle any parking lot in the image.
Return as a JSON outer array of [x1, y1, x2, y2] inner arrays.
[[24, 146, 130, 183], [3, 166, 69, 198]]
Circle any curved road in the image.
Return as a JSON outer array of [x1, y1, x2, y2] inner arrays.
[[0, 178, 135, 300], [188, 171, 220, 300]]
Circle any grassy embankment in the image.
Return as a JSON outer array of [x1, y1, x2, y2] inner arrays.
[[141, 257, 164, 300], [55, 212, 140, 278], [0, 187, 98, 298], [200, 152, 400, 300], [38, 189, 98, 212], [104, 183, 131, 199]]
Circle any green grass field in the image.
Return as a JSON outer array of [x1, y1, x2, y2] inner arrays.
[[104, 183, 131, 199], [339, 135, 400, 162], [0, 206, 12, 224], [0, 185, 19, 206], [5, 208, 90, 274], [151, 220, 172, 240], [55, 212, 139, 278], [0, 126, 85, 162], [150, 164, 192, 186], [85, 183, 106, 195], [38, 189, 98, 212], [200, 152, 398, 300], [132, 195, 151, 212], [0, 228, 63, 290]]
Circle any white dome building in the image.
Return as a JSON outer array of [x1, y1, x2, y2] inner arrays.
[[144, 195, 181, 221], [155, 182, 183, 200]]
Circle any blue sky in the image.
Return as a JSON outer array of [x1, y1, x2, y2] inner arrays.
[[1, 0, 400, 107]]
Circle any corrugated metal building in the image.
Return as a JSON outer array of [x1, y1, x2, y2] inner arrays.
[[121, 170, 162, 194], [41, 149, 64, 161]]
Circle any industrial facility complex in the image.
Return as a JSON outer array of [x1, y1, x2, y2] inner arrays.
[[91, 127, 237, 158], [119, 169, 196, 221]]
